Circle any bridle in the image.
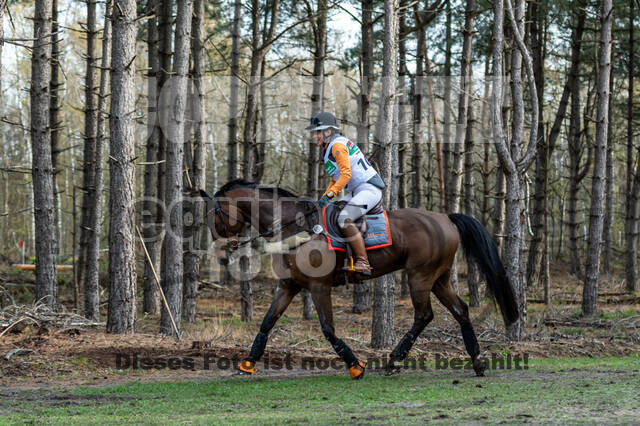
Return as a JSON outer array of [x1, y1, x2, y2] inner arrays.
[[205, 195, 319, 255], [206, 197, 243, 254]]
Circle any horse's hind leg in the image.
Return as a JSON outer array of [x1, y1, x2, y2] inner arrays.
[[309, 282, 366, 379], [432, 270, 486, 376], [236, 280, 300, 374], [386, 270, 436, 375]]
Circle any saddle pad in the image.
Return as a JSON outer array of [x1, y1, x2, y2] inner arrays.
[[322, 207, 392, 252]]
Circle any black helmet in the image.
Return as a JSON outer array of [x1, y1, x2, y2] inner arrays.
[[306, 112, 340, 131]]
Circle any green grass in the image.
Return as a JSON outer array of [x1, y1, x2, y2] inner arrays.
[[597, 309, 638, 320], [1, 357, 639, 424]]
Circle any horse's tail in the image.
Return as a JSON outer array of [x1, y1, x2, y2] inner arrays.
[[448, 213, 519, 326]]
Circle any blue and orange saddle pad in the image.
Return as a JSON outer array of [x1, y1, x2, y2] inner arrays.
[[321, 206, 392, 252]]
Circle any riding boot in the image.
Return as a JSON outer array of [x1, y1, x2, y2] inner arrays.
[[340, 219, 372, 276]]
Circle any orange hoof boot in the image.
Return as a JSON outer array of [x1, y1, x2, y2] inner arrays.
[[236, 359, 256, 375], [349, 360, 366, 380]]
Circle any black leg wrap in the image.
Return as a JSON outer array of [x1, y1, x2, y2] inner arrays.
[[390, 332, 416, 361], [248, 332, 268, 362], [461, 323, 480, 358], [332, 338, 358, 366]]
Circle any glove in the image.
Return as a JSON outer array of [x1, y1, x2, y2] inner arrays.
[[317, 195, 331, 207]]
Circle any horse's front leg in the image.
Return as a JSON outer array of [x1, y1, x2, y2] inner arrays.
[[310, 282, 367, 380], [236, 280, 300, 374]]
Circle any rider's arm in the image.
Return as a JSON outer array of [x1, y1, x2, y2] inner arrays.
[[326, 143, 351, 195], [323, 178, 336, 196]]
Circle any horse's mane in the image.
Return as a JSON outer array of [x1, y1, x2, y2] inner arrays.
[[214, 179, 301, 199]]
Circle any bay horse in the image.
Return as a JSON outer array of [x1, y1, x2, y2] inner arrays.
[[200, 179, 518, 379]]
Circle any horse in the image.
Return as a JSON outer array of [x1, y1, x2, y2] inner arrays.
[[200, 179, 518, 379]]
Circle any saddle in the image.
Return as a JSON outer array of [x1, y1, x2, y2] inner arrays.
[[324, 200, 384, 237]]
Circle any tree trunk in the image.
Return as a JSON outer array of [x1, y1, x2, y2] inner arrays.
[[626, 0, 639, 293], [357, 0, 374, 156], [151, 0, 172, 313], [582, 0, 613, 317], [464, 104, 480, 307], [50, 0, 61, 256], [183, 0, 206, 323], [602, 70, 614, 274], [142, 0, 161, 315], [228, 0, 241, 181], [524, 0, 546, 287], [80, 0, 99, 320], [31, 0, 58, 309], [84, 0, 111, 321], [410, 18, 425, 209], [371, 0, 398, 350], [107, 0, 137, 334], [161, 0, 192, 337], [243, 0, 280, 181], [567, 63, 587, 279], [448, 0, 476, 214], [492, 0, 539, 339], [353, 0, 374, 314], [442, 0, 452, 207], [0, 0, 5, 96]]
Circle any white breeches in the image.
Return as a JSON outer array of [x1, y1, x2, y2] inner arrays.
[[337, 183, 383, 227]]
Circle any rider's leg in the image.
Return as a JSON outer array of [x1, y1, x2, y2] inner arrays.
[[309, 282, 366, 379], [237, 280, 301, 374], [337, 184, 382, 275]]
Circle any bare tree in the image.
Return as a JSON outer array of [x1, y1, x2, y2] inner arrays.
[[566, 3, 589, 278], [84, 0, 111, 321], [228, 0, 241, 181], [371, 0, 398, 350], [107, 0, 137, 334], [602, 69, 614, 274], [50, 0, 62, 254], [626, 0, 640, 293], [243, 0, 281, 181], [491, 0, 538, 339], [302, 0, 327, 320], [353, 0, 374, 314], [161, 0, 193, 337], [142, 0, 161, 314], [183, 0, 206, 323], [583, 0, 613, 317], [448, 0, 476, 214], [80, 0, 99, 319], [0, 0, 6, 95], [31, 0, 58, 309]]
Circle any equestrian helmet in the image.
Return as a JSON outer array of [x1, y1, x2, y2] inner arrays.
[[306, 112, 340, 131]]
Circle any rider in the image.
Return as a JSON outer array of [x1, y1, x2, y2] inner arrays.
[[307, 112, 386, 276]]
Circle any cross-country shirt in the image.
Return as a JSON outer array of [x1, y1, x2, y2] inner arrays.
[[323, 135, 378, 195]]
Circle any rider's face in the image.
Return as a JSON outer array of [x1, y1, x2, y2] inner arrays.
[[313, 130, 330, 147]]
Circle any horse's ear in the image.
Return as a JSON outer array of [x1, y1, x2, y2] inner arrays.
[[199, 189, 212, 199]]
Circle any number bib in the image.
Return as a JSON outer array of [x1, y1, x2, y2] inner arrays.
[[323, 136, 378, 192]]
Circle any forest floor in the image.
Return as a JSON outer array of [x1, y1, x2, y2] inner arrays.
[[1, 261, 639, 392]]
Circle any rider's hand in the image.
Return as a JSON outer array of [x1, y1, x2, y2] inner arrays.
[[317, 195, 331, 207]]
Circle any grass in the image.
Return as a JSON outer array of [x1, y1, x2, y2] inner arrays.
[[1, 357, 639, 424]]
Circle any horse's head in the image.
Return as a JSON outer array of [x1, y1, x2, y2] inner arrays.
[[200, 189, 246, 265]]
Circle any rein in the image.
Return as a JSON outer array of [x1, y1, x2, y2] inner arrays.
[[206, 196, 318, 251]]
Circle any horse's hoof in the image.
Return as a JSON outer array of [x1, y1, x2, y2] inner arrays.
[[350, 360, 366, 380], [385, 367, 400, 376], [473, 358, 486, 377], [236, 359, 256, 375]]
